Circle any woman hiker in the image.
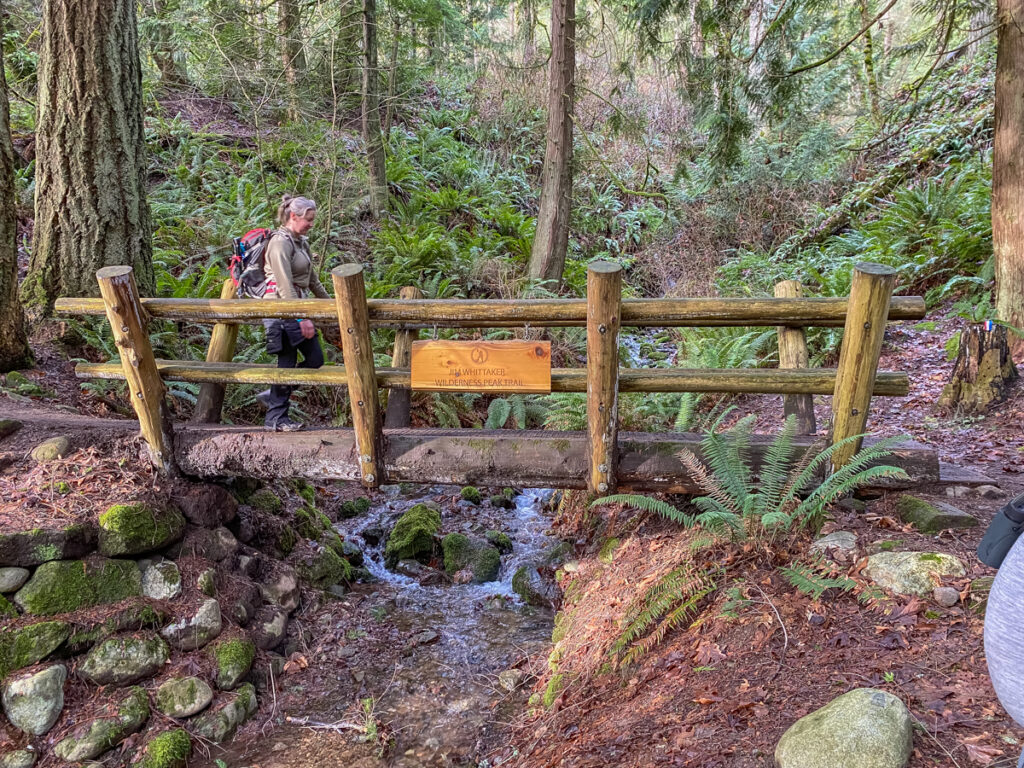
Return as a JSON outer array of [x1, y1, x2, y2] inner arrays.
[[259, 194, 330, 431]]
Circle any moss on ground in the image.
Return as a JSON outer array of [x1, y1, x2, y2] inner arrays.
[[249, 489, 282, 514], [137, 729, 191, 768], [543, 673, 566, 708], [460, 486, 482, 504], [384, 504, 441, 568], [277, 526, 297, 556], [289, 478, 316, 506], [485, 529, 513, 553], [339, 497, 371, 519]]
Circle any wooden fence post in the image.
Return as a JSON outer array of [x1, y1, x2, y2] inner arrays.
[[96, 266, 176, 475], [332, 264, 383, 487], [192, 278, 240, 423], [586, 261, 622, 495], [384, 285, 422, 428], [831, 262, 896, 470], [775, 280, 816, 435]]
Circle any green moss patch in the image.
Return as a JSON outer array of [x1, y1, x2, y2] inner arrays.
[[14, 559, 142, 616], [384, 504, 441, 568], [98, 503, 186, 556], [0, 524, 98, 568], [248, 489, 282, 514], [0, 621, 71, 679], [137, 729, 191, 768], [298, 547, 353, 588], [485, 530, 513, 553], [460, 486, 482, 505], [441, 533, 501, 583], [338, 497, 371, 519], [212, 638, 256, 690], [53, 686, 150, 762]]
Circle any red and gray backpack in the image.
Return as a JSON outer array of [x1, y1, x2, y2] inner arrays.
[[229, 228, 275, 298]]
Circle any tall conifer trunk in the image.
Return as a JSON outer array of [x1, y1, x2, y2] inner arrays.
[[147, 0, 190, 89], [0, 31, 29, 371], [993, 0, 1024, 352], [24, 0, 154, 315], [362, 0, 388, 217], [279, 0, 305, 120], [527, 0, 575, 284]]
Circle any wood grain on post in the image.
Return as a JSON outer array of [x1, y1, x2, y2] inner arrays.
[[96, 266, 175, 475], [586, 261, 622, 495], [332, 264, 382, 487], [192, 278, 241, 423], [384, 286, 422, 428], [831, 262, 897, 469], [775, 280, 816, 434]]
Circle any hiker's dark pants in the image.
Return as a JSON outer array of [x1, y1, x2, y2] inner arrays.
[[264, 319, 323, 427]]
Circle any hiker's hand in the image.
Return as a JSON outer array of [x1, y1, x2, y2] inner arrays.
[[299, 319, 316, 339]]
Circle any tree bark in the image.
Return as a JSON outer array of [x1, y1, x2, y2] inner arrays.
[[146, 0, 190, 90], [362, 0, 388, 218], [24, 0, 154, 316], [521, 0, 536, 65], [382, 13, 401, 139], [279, 0, 305, 121], [939, 324, 1019, 413], [0, 27, 30, 372], [993, 0, 1024, 353], [527, 0, 575, 285], [860, 0, 881, 121]]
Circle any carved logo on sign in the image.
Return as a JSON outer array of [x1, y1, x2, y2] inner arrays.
[[471, 345, 489, 364]]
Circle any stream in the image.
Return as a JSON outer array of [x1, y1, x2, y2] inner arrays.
[[194, 487, 560, 768]]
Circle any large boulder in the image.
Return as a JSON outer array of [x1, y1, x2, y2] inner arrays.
[[155, 677, 214, 718], [0, 524, 97, 567], [211, 638, 256, 690], [0, 568, 30, 594], [297, 546, 352, 588], [1, 664, 66, 735], [160, 599, 222, 650], [0, 621, 70, 679], [135, 729, 191, 768], [142, 561, 182, 601], [895, 496, 978, 533], [775, 688, 913, 768], [14, 558, 141, 616], [176, 483, 238, 528], [864, 552, 966, 597], [442, 534, 501, 583], [167, 526, 238, 562], [191, 684, 258, 743], [80, 634, 170, 686], [384, 504, 441, 568], [98, 502, 186, 557], [53, 686, 149, 761]]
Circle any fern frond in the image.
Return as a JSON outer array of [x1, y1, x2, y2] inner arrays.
[[758, 415, 798, 517], [590, 494, 692, 524]]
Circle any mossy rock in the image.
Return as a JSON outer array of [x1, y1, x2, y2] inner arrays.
[[512, 565, 559, 608], [0, 621, 70, 680], [211, 638, 256, 690], [277, 525, 298, 556], [895, 495, 978, 533], [295, 506, 326, 539], [460, 486, 482, 505], [441, 533, 501, 583], [142, 561, 182, 601], [0, 593, 16, 619], [160, 599, 222, 650], [864, 551, 967, 597], [4, 371, 54, 399], [297, 547, 353, 588], [155, 676, 214, 718], [598, 537, 621, 564], [191, 683, 258, 743], [14, 559, 142, 616], [136, 729, 191, 768], [0, 419, 22, 441], [53, 686, 150, 761], [543, 672, 566, 708], [289, 478, 317, 506], [0, 524, 97, 567], [80, 634, 170, 686], [338, 496, 371, 519], [64, 604, 169, 654], [384, 504, 441, 568], [98, 502, 186, 557], [485, 530, 513, 553], [0, 750, 35, 768], [30, 436, 71, 462], [248, 489, 283, 514]]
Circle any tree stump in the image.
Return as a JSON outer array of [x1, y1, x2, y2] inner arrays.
[[939, 324, 1019, 414]]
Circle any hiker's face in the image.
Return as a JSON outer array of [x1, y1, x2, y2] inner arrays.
[[290, 209, 316, 236]]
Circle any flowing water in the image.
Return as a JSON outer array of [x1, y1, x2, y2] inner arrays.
[[196, 487, 560, 768]]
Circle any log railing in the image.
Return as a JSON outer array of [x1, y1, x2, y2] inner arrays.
[[56, 261, 924, 492]]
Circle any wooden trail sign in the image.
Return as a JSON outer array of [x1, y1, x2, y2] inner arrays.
[[411, 340, 551, 393]]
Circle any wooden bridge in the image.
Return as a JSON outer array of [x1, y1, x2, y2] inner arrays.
[[54, 261, 938, 494]]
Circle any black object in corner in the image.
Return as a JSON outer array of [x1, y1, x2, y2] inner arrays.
[[978, 492, 1024, 569]]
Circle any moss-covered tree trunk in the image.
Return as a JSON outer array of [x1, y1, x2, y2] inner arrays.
[[279, 0, 305, 121], [0, 29, 30, 372], [939, 324, 1019, 413], [24, 0, 154, 316], [994, 0, 1024, 353], [146, 0, 190, 89], [362, 0, 388, 218], [527, 0, 575, 285]]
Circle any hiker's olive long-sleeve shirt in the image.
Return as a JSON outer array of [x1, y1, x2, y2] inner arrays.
[[262, 228, 330, 300]]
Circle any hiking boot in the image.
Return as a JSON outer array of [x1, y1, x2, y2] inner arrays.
[[255, 389, 272, 409], [265, 418, 305, 432]]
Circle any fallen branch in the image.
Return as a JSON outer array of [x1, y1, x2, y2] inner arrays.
[[285, 715, 365, 732]]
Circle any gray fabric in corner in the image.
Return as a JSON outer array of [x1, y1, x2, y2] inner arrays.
[[984, 534, 1024, 728]]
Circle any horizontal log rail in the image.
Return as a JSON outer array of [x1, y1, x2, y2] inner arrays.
[[54, 294, 926, 328], [75, 359, 910, 396]]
